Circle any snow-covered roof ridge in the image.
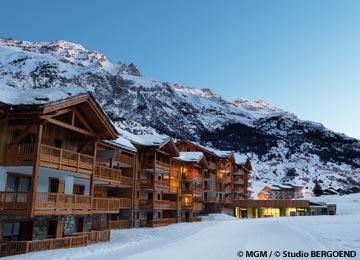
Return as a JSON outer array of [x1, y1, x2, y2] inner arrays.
[[128, 134, 171, 147], [176, 151, 205, 163]]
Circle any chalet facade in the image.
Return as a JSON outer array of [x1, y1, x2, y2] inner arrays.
[[175, 140, 252, 213], [131, 136, 179, 228], [0, 91, 119, 255], [173, 152, 208, 222]]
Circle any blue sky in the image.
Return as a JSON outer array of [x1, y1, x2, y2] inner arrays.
[[1, 0, 360, 139]]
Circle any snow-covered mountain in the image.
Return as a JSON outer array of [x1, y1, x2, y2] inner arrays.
[[1, 38, 359, 194]]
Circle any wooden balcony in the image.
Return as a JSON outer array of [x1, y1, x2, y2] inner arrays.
[[182, 173, 202, 181], [82, 230, 111, 243], [203, 196, 217, 203], [182, 187, 202, 197], [115, 153, 134, 166], [142, 160, 170, 172], [217, 186, 232, 193], [139, 179, 169, 192], [182, 202, 202, 211], [6, 143, 95, 175], [0, 235, 88, 257], [139, 199, 177, 210], [35, 192, 91, 215], [94, 165, 132, 186], [233, 186, 245, 193], [92, 197, 132, 213], [233, 177, 245, 184], [0, 192, 30, 212], [0, 192, 92, 215], [140, 218, 177, 228]]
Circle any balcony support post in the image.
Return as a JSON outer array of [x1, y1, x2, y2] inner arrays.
[[30, 124, 43, 217]]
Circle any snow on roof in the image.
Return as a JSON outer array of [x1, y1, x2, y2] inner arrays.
[[0, 85, 89, 106], [269, 186, 283, 191], [129, 134, 170, 147], [234, 153, 248, 164], [103, 135, 137, 153], [176, 152, 204, 163], [274, 184, 294, 189]]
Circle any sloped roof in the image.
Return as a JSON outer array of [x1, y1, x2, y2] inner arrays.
[[103, 135, 137, 153], [176, 152, 205, 163], [234, 153, 248, 165]]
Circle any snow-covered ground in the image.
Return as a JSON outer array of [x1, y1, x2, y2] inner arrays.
[[5, 194, 360, 260]]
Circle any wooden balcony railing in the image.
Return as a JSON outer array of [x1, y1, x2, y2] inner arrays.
[[182, 187, 202, 197], [139, 199, 177, 210], [182, 202, 202, 211], [0, 235, 88, 257], [233, 186, 245, 193], [0, 192, 29, 210], [139, 180, 169, 192], [142, 160, 170, 172], [94, 165, 132, 186], [35, 192, 91, 214], [82, 230, 111, 243], [6, 144, 95, 175], [40, 144, 95, 175], [92, 197, 132, 212], [140, 218, 176, 228], [233, 178, 245, 184], [115, 153, 134, 166], [182, 173, 202, 181]]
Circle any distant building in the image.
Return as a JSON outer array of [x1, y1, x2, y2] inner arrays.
[[258, 184, 304, 200]]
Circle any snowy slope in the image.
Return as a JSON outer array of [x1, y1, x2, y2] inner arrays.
[[0, 38, 360, 192], [4, 194, 360, 260]]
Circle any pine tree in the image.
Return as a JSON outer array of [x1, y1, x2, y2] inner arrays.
[[312, 180, 323, 197]]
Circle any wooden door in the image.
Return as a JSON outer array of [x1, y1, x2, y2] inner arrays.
[[56, 220, 64, 238]]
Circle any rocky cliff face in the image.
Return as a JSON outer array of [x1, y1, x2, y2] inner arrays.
[[1, 38, 359, 194]]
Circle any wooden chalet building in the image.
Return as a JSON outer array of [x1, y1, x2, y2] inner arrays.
[[175, 140, 252, 214], [131, 136, 179, 228], [173, 152, 208, 222], [0, 89, 131, 255]]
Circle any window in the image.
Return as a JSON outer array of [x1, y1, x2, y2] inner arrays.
[[73, 184, 85, 195], [136, 212, 140, 219], [6, 174, 30, 192], [2, 221, 33, 241]]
